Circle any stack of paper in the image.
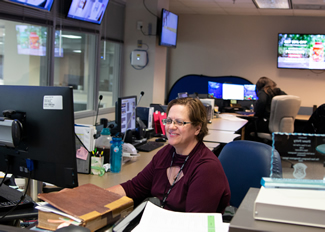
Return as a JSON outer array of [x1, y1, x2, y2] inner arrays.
[[131, 202, 229, 232]]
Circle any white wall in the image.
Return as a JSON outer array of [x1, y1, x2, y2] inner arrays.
[[168, 15, 325, 108], [122, 0, 168, 107]]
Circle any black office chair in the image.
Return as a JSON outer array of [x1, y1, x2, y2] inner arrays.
[[218, 140, 282, 210], [303, 103, 325, 134]]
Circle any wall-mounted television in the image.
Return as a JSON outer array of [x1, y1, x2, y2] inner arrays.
[[278, 33, 325, 70], [159, 8, 179, 48], [4, 0, 54, 11], [67, 0, 110, 24]]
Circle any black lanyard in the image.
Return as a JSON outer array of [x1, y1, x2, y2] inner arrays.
[[161, 152, 190, 208]]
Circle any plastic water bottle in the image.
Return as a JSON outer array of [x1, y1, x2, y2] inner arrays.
[[110, 137, 123, 173], [95, 128, 112, 164], [250, 104, 254, 113]]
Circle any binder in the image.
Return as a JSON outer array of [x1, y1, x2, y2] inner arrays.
[[254, 186, 325, 228]]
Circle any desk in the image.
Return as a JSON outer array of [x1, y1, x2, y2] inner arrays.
[[296, 115, 310, 121], [205, 115, 248, 143], [229, 188, 324, 232], [208, 115, 248, 132], [204, 130, 240, 144], [78, 147, 159, 188]]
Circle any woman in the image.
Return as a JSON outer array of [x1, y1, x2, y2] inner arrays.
[[254, 76, 287, 133], [107, 97, 230, 213]]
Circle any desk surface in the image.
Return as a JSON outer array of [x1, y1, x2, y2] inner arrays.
[[78, 146, 159, 188], [208, 114, 248, 132], [204, 130, 241, 144], [229, 188, 324, 232]]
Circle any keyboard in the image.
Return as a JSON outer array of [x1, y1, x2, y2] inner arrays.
[[135, 141, 165, 152], [0, 184, 35, 212], [236, 111, 254, 116]]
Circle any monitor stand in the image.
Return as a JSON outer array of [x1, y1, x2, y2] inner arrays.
[[26, 179, 43, 202]]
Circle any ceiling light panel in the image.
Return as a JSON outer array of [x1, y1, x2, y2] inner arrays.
[[253, 0, 291, 8]]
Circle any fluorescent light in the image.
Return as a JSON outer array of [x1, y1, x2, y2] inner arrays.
[[253, 0, 291, 9], [73, 50, 82, 53], [61, 35, 82, 39]]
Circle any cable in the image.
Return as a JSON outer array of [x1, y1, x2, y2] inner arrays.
[[143, 0, 158, 18], [310, 69, 325, 74], [0, 171, 32, 221]]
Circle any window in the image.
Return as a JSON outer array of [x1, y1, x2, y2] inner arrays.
[[54, 29, 97, 112], [0, 20, 49, 86], [98, 40, 121, 109]]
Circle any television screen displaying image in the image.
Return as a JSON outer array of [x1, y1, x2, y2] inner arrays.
[[222, 83, 244, 100], [208, 81, 222, 99], [5, 0, 54, 11], [278, 33, 325, 70], [159, 8, 178, 48], [16, 25, 63, 57], [67, 0, 110, 24], [244, 84, 258, 100]]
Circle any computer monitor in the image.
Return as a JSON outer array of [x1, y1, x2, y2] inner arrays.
[[0, 86, 78, 188], [222, 83, 244, 100], [208, 81, 223, 99], [178, 92, 188, 98], [116, 96, 137, 134], [244, 84, 258, 100]]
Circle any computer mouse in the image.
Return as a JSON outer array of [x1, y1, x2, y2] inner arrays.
[[55, 225, 91, 232], [155, 137, 167, 142]]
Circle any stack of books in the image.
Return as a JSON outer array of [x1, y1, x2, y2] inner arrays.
[[36, 183, 133, 231]]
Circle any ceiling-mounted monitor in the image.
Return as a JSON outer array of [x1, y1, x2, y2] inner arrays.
[[67, 0, 110, 24], [4, 0, 54, 11], [158, 8, 179, 48], [278, 33, 325, 70]]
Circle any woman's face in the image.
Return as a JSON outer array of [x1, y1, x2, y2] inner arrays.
[[166, 104, 201, 155]]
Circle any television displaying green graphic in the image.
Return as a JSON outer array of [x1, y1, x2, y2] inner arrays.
[[278, 33, 325, 70]]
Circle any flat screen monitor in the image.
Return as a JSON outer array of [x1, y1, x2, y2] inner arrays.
[[16, 25, 63, 57], [222, 83, 244, 100], [178, 92, 188, 98], [4, 0, 54, 11], [278, 33, 325, 70], [116, 96, 137, 134], [67, 0, 110, 24], [208, 81, 222, 99], [244, 84, 258, 100], [0, 86, 78, 188], [159, 8, 179, 48]]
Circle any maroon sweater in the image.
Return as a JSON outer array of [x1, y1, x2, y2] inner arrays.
[[121, 142, 230, 213]]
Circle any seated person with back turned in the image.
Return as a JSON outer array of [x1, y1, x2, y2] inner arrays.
[[246, 76, 287, 139], [106, 97, 231, 213]]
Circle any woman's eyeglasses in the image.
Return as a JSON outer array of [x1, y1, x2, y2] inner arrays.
[[162, 118, 192, 127]]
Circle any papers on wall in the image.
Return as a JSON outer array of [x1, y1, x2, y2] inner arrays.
[[132, 201, 229, 232]]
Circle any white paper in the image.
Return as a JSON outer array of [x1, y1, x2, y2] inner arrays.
[[132, 202, 229, 232], [36, 203, 82, 223], [75, 124, 96, 151]]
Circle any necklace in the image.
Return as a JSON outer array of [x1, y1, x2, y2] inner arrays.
[[161, 152, 190, 208]]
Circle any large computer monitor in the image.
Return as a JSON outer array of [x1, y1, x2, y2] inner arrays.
[[222, 83, 244, 100], [0, 86, 78, 188], [244, 84, 258, 100], [116, 96, 137, 134], [208, 81, 222, 99]]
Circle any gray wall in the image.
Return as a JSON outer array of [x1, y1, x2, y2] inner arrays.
[[168, 15, 325, 109]]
